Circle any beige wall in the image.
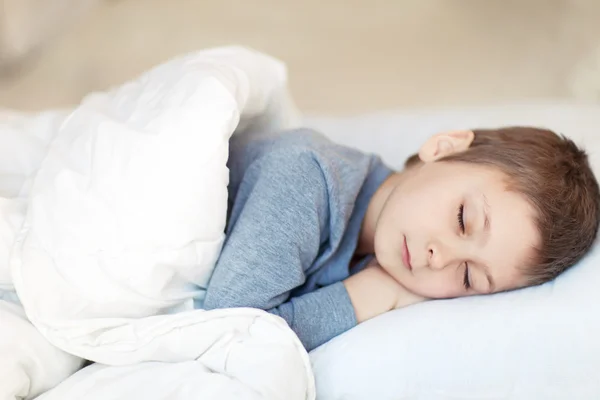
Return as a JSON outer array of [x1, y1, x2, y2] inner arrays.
[[0, 0, 599, 114]]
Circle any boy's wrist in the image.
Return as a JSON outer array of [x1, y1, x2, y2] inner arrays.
[[344, 263, 427, 324], [343, 266, 398, 323]]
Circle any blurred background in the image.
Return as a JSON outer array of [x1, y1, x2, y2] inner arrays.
[[0, 0, 599, 114]]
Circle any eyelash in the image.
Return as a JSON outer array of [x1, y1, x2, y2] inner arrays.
[[458, 204, 471, 289], [463, 263, 471, 290], [457, 204, 466, 233]]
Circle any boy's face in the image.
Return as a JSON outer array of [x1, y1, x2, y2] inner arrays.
[[374, 131, 540, 298]]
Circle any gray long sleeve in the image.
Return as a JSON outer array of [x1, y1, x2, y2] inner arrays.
[[201, 128, 392, 351], [203, 150, 357, 351]]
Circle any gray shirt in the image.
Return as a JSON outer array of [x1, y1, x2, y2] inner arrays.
[[201, 128, 392, 351]]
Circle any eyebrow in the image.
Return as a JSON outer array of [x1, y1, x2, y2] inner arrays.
[[482, 194, 491, 236]]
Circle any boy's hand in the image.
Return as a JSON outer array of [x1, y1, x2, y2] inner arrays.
[[344, 259, 427, 324]]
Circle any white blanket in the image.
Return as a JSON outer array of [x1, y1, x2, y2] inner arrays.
[[0, 47, 314, 400]]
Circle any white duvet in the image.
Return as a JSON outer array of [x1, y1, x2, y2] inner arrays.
[[0, 47, 314, 400]]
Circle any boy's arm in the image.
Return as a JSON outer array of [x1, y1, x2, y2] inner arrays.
[[203, 153, 357, 351]]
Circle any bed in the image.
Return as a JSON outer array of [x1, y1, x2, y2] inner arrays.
[[1, 47, 599, 400]]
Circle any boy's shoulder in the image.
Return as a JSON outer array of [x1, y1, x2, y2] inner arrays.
[[230, 128, 339, 167], [228, 128, 328, 177], [229, 127, 386, 185], [247, 127, 333, 152]]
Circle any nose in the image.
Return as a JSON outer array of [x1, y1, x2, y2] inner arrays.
[[427, 242, 453, 270]]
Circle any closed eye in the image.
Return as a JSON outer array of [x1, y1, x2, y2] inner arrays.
[[463, 263, 471, 290], [457, 204, 465, 233]]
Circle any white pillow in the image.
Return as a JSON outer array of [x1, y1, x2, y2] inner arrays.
[[307, 103, 600, 400]]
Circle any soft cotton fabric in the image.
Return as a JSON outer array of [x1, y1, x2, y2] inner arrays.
[[1, 46, 315, 400]]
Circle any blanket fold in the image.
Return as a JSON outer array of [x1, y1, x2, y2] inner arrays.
[[1, 46, 313, 400]]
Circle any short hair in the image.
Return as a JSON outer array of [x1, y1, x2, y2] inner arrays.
[[405, 127, 600, 285]]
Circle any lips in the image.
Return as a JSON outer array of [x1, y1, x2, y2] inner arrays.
[[402, 235, 412, 271]]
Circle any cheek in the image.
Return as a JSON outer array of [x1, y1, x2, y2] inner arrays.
[[384, 191, 450, 245], [375, 195, 401, 237], [396, 183, 449, 221], [374, 221, 403, 268], [402, 271, 464, 299]]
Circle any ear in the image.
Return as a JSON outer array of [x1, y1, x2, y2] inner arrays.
[[418, 130, 475, 162]]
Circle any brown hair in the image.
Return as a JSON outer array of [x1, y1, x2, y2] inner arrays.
[[405, 127, 600, 286]]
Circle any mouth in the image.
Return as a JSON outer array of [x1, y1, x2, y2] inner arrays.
[[402, 235, 412, 271]]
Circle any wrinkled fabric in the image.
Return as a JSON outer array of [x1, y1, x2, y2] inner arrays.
[[1, 46, 313, 400]]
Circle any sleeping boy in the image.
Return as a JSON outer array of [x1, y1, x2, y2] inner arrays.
[[200, 127, 600, 351]]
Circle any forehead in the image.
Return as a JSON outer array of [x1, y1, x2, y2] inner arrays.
[[467, 165, 540, 290]]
